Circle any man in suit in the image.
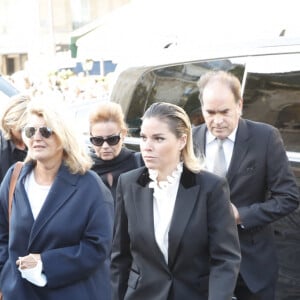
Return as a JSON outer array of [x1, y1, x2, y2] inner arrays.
[[192, 70, 299, 300]]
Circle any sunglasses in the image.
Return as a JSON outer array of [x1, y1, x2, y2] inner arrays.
[[90, 133, 121, 146], [23, 126, 53, 139]]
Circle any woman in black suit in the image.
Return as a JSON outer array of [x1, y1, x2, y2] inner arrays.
[[111, 102, 241, 300]]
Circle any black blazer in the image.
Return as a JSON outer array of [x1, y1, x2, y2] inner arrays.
[[111, 166, 241, 300], [192, 118, 299, 293]]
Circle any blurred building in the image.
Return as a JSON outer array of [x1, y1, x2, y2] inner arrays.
[[0, 0, 129, 76], [1, 0, 298, 79]]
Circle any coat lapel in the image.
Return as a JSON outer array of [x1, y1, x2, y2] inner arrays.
[[133, 172, 167, 266], [168, 168, 199, 269], [28, 165, 79, 248], [226, 119, 250, 184], [11, 166, 35, 238]]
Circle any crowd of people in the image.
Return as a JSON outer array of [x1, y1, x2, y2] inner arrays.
[[0, 71, 298, 300], [6, 69, 114, 104]]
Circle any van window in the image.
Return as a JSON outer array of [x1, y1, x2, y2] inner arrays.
[[243, 53, 300, 153], [124, 54, 300, 158], [125, 59, 245, 136]]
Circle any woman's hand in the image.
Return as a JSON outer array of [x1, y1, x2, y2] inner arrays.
[[16, 254, 41, 270]]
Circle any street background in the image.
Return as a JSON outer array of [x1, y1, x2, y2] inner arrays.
[[0, 0, 299, 103]]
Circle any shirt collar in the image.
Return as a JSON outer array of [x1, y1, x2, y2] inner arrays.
[[206, 124, 238, 144]]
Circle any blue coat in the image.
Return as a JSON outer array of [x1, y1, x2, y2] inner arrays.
[[0, 162, 114, 300]]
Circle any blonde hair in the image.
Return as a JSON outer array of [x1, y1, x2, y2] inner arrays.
[[89, 101, 127, 134], [22, 99, 92, 174], [142, 102, 203, 173], [1, 94, 31, 139]]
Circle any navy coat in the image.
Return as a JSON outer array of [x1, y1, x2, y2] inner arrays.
[[0, 162, 114, 300]]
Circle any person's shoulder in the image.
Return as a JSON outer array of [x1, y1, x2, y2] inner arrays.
[[116, 167, 148, 189], [78, 169, 114, 204], [132, 151, 144, 167], [185, 168, 227, 190], [85, 168, 100, 179], [239, 119, 280, 141], [120, 166, 146, 180], [197, 169, 226, 183], [192, 123, 206, 134], [186, 170, 228, 197], [243, 118, 277, 133], [120, 147, 145, 168], [59, 167, 98, 187]]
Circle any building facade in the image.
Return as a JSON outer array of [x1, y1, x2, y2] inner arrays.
[[0, 0, 129, 75]]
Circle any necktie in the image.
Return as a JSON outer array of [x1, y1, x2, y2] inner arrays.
[[213, 138, 227, 177]]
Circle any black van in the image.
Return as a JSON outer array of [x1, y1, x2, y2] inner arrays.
[[110, 37, 300, 299]]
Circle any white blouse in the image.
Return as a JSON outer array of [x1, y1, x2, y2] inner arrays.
[[149, 163, 183, 263], [21, 170, 50, 286], [24, 170, 51, 220]]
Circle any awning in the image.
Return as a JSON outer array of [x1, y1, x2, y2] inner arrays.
[[70, 20, 104, 58], [72, 0, 299, 63], [72, 1, 177, 62]]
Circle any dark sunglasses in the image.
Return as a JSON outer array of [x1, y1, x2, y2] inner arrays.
[[90, 133, 121, 146], [23, 126, 53, 139]]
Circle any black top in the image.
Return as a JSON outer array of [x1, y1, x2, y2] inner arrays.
[[0, 130, 27, 183], [90, 147, 143, 202]]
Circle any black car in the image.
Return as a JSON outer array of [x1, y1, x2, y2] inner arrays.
[[110, 36, 300, 300]]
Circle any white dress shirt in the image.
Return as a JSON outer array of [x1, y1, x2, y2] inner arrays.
[[204, 128, 238, 173], [24, 170, 51, 219]]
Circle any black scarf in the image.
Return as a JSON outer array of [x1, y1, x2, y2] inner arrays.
[[90, 147, 138, 200]]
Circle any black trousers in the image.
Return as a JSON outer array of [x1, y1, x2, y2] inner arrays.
[[234, 274, 275, 300]]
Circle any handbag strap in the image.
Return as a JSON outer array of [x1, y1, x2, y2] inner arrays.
[[8, 162, 24, 220]]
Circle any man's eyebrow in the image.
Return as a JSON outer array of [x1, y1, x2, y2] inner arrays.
[[205, 108, 229, 114]]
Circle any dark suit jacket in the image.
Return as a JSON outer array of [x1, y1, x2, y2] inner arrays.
[[0, 130, 27, 184], [192, 118, 299, 293], [0, 162, 114, 300], [111, 166, 241, 300]]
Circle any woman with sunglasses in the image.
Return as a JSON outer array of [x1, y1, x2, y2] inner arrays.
[[89, 101, 143, 201], [111, 102, 241, 300], [0, 99, 113, 300]]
